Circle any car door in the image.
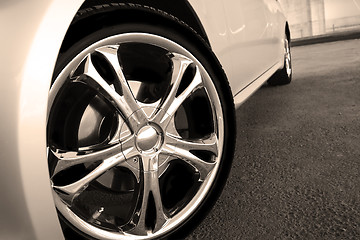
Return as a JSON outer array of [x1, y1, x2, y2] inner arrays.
[[223, 0, 280, 93]]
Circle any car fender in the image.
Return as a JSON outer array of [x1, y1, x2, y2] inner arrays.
[[0, 1, 84, 239]]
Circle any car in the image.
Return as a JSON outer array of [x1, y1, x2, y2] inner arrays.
[[0, 0, 291, 239]]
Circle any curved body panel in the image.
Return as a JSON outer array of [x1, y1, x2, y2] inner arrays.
[[0, 1, 83, 239], [189, 0, 287, 101]]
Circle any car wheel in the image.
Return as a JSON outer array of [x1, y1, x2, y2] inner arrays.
[[267, 35, 292, 86], [47, 9, 235, 240]]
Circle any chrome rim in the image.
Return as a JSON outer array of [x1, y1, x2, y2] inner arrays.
[[284, 38, 292, 78], [47, 33, 224, 239]]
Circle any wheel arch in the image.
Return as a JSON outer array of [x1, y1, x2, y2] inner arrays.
[[59, 0, 210, 54], [285, 21, 291, 43]]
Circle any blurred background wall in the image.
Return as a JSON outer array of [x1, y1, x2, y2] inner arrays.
[[278, 0, 360, 39]]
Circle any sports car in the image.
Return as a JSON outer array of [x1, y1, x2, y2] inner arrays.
[[0, 0, 291, 239]]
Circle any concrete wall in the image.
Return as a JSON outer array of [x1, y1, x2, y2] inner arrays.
[[310, 0, 326, 36], [326, 15, 360, 32], [279, 0, 360, 39], [279, 0, 312, 38]]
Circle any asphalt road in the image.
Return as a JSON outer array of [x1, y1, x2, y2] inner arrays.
[[187, 39, 360, 239]]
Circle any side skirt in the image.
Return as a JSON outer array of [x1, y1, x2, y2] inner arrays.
[[233, 61, 282, 109]]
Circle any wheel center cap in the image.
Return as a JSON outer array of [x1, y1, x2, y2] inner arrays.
[[136, 125, 161, 152]]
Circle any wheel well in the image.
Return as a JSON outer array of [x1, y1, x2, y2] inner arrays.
[[285, 21, 291, 43], [59, 0, 209, 53]]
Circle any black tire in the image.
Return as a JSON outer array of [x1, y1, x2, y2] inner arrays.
[[47, 4, 235, 240], [267, 35, 292, 86]]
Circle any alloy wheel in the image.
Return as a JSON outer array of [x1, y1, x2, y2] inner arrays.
[[284, 38, 292, 78], [47, 32, 225, 239]]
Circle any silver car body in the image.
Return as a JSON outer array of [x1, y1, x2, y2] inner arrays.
[[0, 0, 287, 239]]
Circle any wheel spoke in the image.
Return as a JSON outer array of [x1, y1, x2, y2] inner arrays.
[[95, 46, 147, 126], [71, 52, 145, 131], [157, 158, 172, 178], [117, 160, 141, 184], [167, 65, 202, 118], [118, 135, 142, 182], [52, 136, 138, 204], [53, 153, 127, 205], [50, 144, 122, 177], [165, 133, 219, 156], [152, 54, 192, 127], [108, 115, 125, 145], [129, 156, 168, 234], [162, 138, 216, 181], [51, 135, 136, 176], [159, 133, 218, 178]]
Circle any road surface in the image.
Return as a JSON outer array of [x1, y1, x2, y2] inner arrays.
[[187, 39, 360, 239]]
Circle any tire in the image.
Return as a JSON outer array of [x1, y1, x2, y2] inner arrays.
[[47, 5, 235, 240], [267, 35, 292, 86]]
